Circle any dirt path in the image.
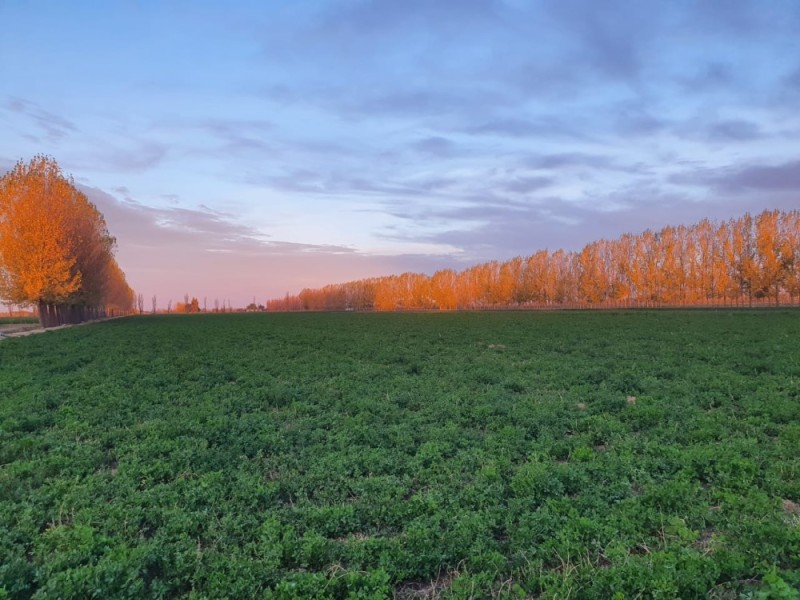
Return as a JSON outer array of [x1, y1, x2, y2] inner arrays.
[[0, 324, 41, 337], [0, 317, 125, 340]]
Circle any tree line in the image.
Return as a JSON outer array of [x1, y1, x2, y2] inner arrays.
[[267, 210, 800, 312], [0, 156, 135, 327], [133, 294, 239, 314]]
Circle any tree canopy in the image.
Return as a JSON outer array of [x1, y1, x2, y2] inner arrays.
[[268, 210, 800, 312], [0, 156, 134, 326]]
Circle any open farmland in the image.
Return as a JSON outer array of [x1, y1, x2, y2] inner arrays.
[[1, 311, 799, 599]]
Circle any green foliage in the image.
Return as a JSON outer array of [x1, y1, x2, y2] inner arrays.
[[1, 310, 799, 598]]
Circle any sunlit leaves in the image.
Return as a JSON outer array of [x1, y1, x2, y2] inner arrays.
[[0, 156, 134, 322], [269, 210, 800, 311]]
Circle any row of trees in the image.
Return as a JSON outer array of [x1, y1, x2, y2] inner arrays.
[[0, 156, 134, 327], [135, 293, 237, 314], [267, 210, 800, 312]]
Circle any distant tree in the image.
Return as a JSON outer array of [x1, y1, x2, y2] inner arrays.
[[755, 210, 784, 304], [104, 261, 135, 315], [265, 210, 800, 312], [167, 299, 172, 314], [151, 294, 157, 314], [727, 214, 758, 305], [782, 212, 800, 303], [137, 293, 144, 314]]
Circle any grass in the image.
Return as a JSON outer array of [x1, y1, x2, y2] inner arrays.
[[0, 316, 38, 326], [1, 310, 799, 599]]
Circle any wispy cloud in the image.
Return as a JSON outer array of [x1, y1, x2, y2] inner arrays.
[[82, 185, 456, 303], [501, 176, 554, 194], [96, 142, 169, 173], [704, 119, 763, 142], [671, 160, 800, 192], [410, 136, 457, 158], [463, 117, 589, 140], [5, 98, 77, 141], [154, 117, 275, 157]]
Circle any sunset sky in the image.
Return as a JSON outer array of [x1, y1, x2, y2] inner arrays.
[[1, 1, 799, 306]]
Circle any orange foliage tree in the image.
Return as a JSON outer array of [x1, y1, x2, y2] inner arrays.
[[267, 210, 800, 312], [176, 297, 201, 313], [0, 156, 134, 326]]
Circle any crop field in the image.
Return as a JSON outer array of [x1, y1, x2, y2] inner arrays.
[[1, 311, 799, 599]]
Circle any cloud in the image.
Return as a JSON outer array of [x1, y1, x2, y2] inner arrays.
[[678, 62, 737, 92], [244, 0, 796, 162], [259, 169, 430, 197], [521, 152, 615, 170], [81, 185, 459, 303], [613, 104, 669, 136], [98, 142, 168, 173], [705, 119, 763, 142], [379, 197, 643, 259], [464, 117, 587, 140], [410, 136, 456, 158], [156, 117, 275, 157], [784, 66, 800, 92], [687, 0, 784, 36], [548, 0, 648, 83], [672, 160, 800, 192], [502, 176, 553, 194], [377, 164, 800, 261], [352, 0, 498, 28], [667, 116, 766, 144], [5, 98, 77, 141], [85, 185, 320, 252]]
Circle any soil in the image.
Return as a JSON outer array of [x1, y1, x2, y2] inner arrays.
[[0, 316, 123, 339], [0, 323, 42, 337]]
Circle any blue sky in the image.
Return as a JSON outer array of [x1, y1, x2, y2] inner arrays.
[[1, 0, 799, 305]]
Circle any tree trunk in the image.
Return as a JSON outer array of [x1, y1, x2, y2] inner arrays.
[[37, 301, 48, 328]]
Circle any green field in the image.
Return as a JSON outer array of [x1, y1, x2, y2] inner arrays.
[[0, 317, 38, 326], [1, 311, 799, 599]]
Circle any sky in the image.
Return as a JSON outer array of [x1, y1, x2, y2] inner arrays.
[[1, 0, 799, 307]]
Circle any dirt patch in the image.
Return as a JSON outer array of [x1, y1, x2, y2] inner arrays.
[[0, 316, 125, 340], [0, 324, 41, 336], [782, 499, 800, 525], [395, 572, 453, 599], [783, 499, 800, 516], [693, 528, 716, 554]]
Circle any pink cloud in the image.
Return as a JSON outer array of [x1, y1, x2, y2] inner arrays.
[[83, 186, 454, 307]]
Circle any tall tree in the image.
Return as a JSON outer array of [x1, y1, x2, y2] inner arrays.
[[0, 156, 133, 326], [755, 210, 784, 304], [0, 157, 82, 325]]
